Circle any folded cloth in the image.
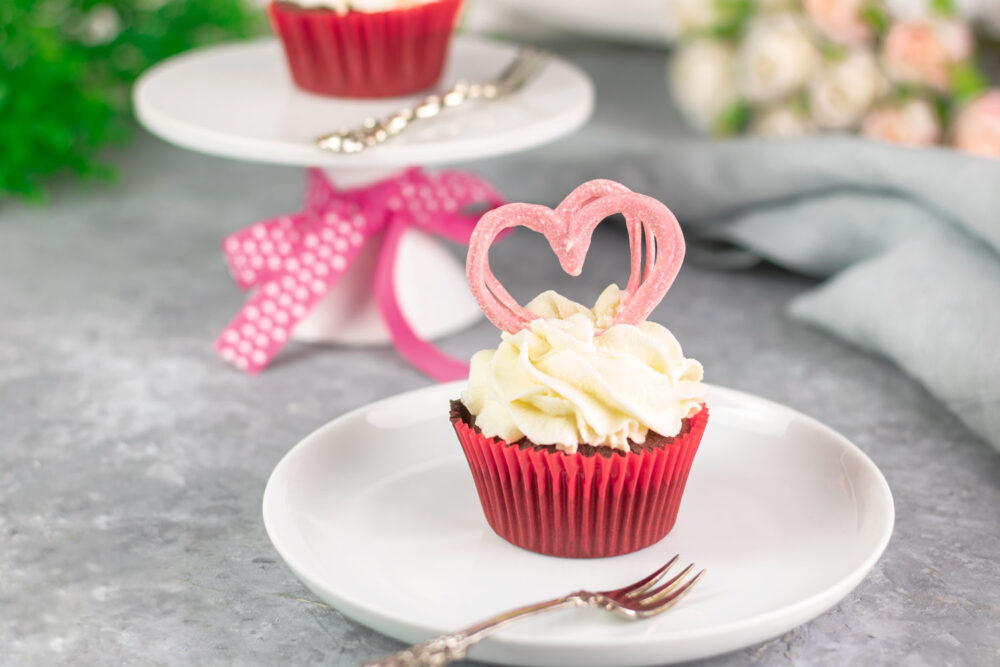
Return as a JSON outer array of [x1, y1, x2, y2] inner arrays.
[[468, 42, 1000, 452]]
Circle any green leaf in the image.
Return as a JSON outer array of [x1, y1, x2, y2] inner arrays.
[[930, 0, 956, 17], [708, 0, 753, 40], [820, 42, 847, 61], [950, 62, 990, 104], [789, 93, 810, 116], [932, 97, 951, 127], [0, 0, 264, 202], [859, 3, 890, 34], [714, 103, 752, 137]]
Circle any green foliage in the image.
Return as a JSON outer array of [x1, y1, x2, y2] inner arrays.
[[930, 0, 956, 17], [859, 2, 890, 34], [950, 62, 990, 104], [709, 0, 753, 40], [0, 0, 263, 200], [713, 102, 751, 137], [818, 41, 847, 61]]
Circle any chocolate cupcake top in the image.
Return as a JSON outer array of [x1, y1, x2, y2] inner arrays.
[[460, 285, 705, 455]]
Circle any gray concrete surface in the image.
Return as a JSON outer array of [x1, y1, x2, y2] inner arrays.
[[2, 42, 999, 667]]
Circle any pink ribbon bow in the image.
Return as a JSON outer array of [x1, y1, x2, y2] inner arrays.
[[215, 167, 504, 380]]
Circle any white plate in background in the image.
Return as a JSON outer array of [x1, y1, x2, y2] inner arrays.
[[134, 36, 593, 168]]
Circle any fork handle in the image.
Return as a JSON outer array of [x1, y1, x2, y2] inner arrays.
[[362, 595, 582, 667], [315, 81, 489, 154]]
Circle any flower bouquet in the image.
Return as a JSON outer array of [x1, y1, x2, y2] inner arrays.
[[667, 0, 1000, 158]]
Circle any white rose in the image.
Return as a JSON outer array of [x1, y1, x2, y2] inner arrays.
[[668, 38, 739, 132], [738, 12, 820, 104], [809, 50, 885, 130], [750, 105, 815, 137], [664, 0, 722, 37]]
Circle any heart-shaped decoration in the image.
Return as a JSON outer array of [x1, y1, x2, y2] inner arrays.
[[467, 180, 686, 334]]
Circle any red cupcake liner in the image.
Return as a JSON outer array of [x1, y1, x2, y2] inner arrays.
[[452, 405, 709, 558], [268, 0, 464, 98]]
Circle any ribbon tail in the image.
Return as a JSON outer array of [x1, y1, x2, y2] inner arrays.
[[216, 206, 372, 375], [374, 221, 471, 382]]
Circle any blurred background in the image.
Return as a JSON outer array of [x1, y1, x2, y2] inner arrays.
[[4, 0, 1000, 446], [4, 0, 1000, 201], [4, 3, 1000, 664], [4, 1, 1000, 441]]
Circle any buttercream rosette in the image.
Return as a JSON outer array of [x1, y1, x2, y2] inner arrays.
[[452, 286, 709, 558]]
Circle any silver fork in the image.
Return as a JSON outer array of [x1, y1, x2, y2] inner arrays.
[[315, 48, 551, 154], [363, 555, 705, 667]]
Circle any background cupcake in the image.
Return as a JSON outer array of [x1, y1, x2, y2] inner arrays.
[[269, 0, 464, 98], [452, 285, 709, 559]]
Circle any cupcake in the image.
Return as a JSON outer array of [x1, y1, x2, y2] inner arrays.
[[268, 0, 464, 98], [453, 181, 709, 558]]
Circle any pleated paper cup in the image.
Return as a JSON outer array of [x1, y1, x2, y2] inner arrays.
[[452, 404, 709, 559], [268, 0, 464, 98]]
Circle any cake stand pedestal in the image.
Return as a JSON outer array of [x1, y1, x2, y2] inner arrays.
[[134, 35, 593, 346]]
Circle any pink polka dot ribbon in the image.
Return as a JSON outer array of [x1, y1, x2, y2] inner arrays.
[[215, 167, 504, 379]]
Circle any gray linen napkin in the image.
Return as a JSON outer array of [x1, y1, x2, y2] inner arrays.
[[468, 42, 1000, 452]]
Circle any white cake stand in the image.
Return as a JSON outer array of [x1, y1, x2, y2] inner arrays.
[[134, 35, 593, 345]]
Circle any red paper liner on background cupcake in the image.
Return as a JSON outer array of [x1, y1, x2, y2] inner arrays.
[[268, 0, 464, 98], [452, 402, 709, 558]]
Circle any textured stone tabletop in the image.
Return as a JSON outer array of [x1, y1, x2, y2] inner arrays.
[[2, 42, 999, 667]]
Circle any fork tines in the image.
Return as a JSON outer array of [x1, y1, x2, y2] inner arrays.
[[602, 555, 705, 618]]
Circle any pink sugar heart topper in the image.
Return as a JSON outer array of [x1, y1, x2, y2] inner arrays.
[[466, 179, 686, 334]]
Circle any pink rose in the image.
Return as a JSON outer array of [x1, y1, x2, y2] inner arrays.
[[862, 100, 941, 147], [953, 90, 1000, 159], [803, 0, 871, 46], [881, 19, 973, 91]]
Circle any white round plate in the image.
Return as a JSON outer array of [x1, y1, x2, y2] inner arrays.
[[133, 36, 593, 168], [263, 382, 893, 666]]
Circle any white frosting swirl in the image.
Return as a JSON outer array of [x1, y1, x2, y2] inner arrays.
[[461, 286, 706, 454]]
